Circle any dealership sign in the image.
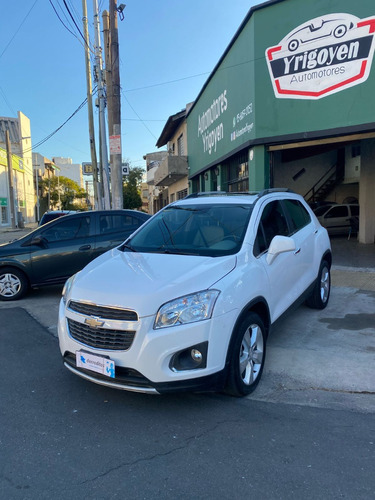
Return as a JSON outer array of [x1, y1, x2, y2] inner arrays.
[[266, 13, 375, 99]]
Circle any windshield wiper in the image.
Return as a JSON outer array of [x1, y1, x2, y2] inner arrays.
[[121, 242, 137, 252]]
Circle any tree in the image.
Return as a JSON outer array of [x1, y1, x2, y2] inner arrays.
[[122, 167, 144, 210], [39, 175, 88, 211]]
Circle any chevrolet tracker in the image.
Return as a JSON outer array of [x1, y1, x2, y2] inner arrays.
[[58, 190, 332, 396]]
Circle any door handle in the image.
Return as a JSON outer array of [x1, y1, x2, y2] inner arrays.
[[294, 247, 301, 255], [79, 245, 91, 251]]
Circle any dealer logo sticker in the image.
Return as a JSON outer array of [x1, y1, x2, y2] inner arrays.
[[266, 13, 375, 99]]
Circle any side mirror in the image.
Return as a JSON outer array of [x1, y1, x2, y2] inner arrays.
[[266, 235, 296, 265], [29, 235, 47, 247]]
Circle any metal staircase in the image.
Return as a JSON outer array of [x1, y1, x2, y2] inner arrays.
[[304, 163, 344, 204]]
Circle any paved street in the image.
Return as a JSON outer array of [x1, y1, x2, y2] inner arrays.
[[1, 308, 374, 499]]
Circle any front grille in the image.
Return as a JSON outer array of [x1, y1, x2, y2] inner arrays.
[[68, 318, 135, 351], [68, 300, 138, 321]]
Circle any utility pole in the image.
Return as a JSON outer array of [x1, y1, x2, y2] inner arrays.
[[103, 0, 123, 210], [5, 130, 16, 229], [92, 0, 111, 210], [82, 0, 101, 210]]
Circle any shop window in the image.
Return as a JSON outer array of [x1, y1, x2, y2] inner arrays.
[[223, 150, 249, 192], [1, 206, 8, 225]]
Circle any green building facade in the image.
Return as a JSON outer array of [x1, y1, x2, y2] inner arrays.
[[187, 0, 374, 205]]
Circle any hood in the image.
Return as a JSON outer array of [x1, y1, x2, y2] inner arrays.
[[70, 248, 236, 317]]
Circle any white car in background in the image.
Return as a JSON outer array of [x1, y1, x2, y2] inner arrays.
[[316, 204, 359, 236], [58, 189, 331, 397]]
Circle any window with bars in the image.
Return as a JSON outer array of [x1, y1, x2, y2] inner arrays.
[[177, 189, 188, 200], [177, 134, 184, 156], [1, 206, 8, 225]]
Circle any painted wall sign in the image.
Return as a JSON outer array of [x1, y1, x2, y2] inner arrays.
[[197, 90, 228, 155], [266, 13, 375, 99]]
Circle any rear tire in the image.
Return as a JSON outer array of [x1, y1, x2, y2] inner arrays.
[[225, 312, 266, 397], [306, 260, 330, 309], [0, 267, 29, 301]]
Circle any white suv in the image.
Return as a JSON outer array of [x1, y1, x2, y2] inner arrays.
[[58, 190, 331, 397]]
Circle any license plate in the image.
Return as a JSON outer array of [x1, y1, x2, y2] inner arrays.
[[76, 350, 115, 378]]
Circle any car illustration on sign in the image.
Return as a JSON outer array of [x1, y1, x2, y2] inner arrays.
[[285, 17, 354, 52], [266, 13, 375, 99]]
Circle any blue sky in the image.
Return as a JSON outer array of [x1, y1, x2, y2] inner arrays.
[[0, 0, 257, 169]]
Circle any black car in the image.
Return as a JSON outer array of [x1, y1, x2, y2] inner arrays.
[[0, 210, 150, 300]]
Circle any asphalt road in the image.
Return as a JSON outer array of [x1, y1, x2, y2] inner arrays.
[[1, 307, 374, 499]]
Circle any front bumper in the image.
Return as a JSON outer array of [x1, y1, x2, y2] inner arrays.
[[58, 298, 236, 394], [63, 352, 226, 394]]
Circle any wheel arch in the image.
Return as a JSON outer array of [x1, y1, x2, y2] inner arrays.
[[225, 297, 271, 366], [322, 250, 332, 269]]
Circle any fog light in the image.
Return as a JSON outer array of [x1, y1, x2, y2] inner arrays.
[[191, 349, 202, 362], [170, 342, 208, 372]]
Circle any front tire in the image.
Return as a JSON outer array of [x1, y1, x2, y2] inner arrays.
[[306, 260, 330, 309], [0, 267, 29, 301], [225, 312, 267, 397]]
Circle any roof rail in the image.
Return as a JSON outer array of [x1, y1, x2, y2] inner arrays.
[[257, 188, 295, 198], [184, 191, 259, 199]]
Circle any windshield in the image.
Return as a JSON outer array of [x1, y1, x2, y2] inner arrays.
[[121, 203, 253, 257]]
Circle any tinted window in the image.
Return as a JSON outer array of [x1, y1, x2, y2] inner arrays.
[[254, 201, 289, 256], [99, 214, 142, 235], [283, 199, 311, 234], [314, 205, 332, 217], [325, 206, 349, 218], [41, 216, 91, 242]]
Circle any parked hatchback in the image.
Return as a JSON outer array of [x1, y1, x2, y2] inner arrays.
[[0, 210, 150, 300], [58, 190, 331, 397], [316, 204, 359, 235]]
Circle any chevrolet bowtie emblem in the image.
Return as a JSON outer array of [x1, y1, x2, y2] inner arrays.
[[85, 317, 104, 328]]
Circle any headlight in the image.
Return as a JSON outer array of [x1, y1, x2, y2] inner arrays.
[[154, 290, 220, 329], [62, 273, 78, 305]]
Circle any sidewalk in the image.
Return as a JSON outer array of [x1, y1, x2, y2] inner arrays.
[[330, 237, 375, 291], [0, 223, 38, 244]]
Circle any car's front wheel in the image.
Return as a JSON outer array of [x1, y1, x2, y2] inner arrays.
[[225, 312, 267, 397], [306, 260, 330, 309], [0, 267, 29, 301]]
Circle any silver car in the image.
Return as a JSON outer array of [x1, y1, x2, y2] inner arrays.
[[317, 204, 359, 236]]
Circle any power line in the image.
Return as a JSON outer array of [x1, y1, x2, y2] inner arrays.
[[122, 91, 158, 141], [23, 93, 95, 154], [124, 70, 211, 93], [48, 0, 77, 38], [62, 0, 88, 48], [0, 86, 17, 116], [0, 0, 39, 60]]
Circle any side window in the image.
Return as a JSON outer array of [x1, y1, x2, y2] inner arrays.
[[254, 201, 288, 257], [283, 199, 311, 234], [99, 214, 142, 235], [42, 216, 91, 242], [325, 206, 349, 218]]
